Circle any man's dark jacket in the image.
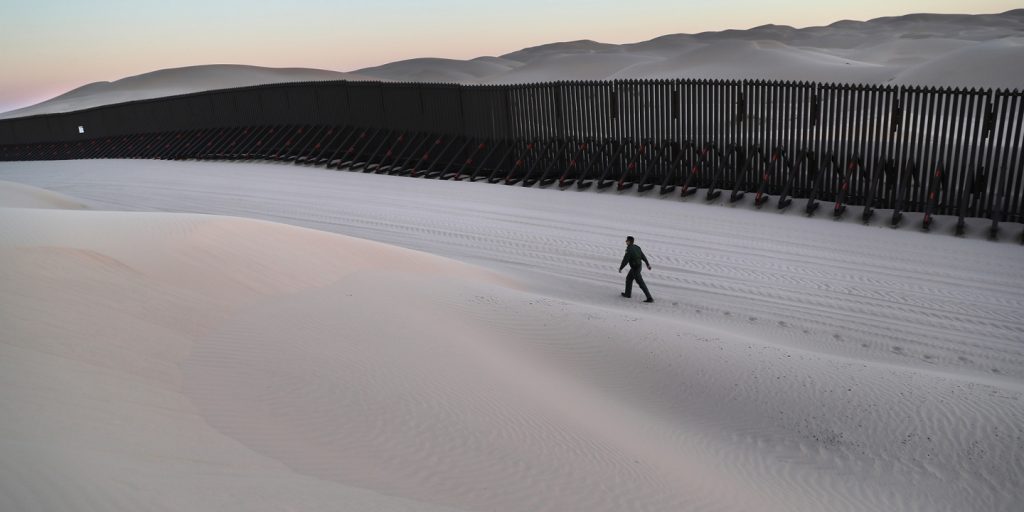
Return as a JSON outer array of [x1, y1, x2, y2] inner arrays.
[[620, 244, 649, 271]]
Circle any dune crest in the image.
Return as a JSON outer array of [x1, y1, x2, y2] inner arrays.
[[0, 64, 372, 119], [0, 206, 510, 511], [3, 11, 1021, 119], [0, 180, 89, 209]]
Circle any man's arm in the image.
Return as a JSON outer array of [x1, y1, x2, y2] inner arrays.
[[619, 251, 628, 272], [640, 248, 651, 269]]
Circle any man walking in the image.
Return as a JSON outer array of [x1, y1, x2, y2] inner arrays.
[[619, 236, 653, 303]]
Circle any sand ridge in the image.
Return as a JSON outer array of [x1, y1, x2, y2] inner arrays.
[[3, 11, 1022, 119]]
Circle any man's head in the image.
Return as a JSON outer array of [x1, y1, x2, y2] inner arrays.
[[626, 236, 634, 245]]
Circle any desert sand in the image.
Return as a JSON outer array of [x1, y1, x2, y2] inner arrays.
[[1, 160, 1022, 512], [1, 8, 1023, 512]]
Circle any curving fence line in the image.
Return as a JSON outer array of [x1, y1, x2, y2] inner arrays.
[[1, 79, 1022, 235]]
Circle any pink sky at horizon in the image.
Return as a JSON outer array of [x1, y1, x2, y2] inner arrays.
[[1, 0, 1020, 114]]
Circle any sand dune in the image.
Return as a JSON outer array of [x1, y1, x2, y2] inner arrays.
[[355, 57, 521, 83], [487, 10, 1023, 87], [500, 39, 624, 63], [1, 163, 1022, 511], [0, 180, 89, 209], [0, 183, 500, 511], [491, 52, 661, 84], [0, 64, 371, 120], [4, 10, 1021, 119], [892, 37, 1024, 89], [612, 39, 894, 83]]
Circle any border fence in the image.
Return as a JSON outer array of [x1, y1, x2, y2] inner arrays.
[[1, 79, 1021, 234]]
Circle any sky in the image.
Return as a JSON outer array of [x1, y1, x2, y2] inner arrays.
[[0, 0, 1019, 113]]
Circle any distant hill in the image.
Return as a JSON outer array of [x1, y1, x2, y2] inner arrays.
[[4, 10, 1022, 119], [0, 65, 371, 120]]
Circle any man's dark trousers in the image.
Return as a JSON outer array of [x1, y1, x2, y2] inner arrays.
[[625, 265, 652, 300]]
